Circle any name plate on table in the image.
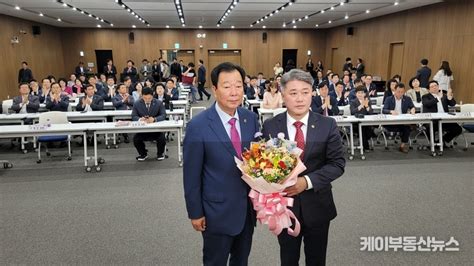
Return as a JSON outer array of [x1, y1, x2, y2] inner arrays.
[[414, 113, 432, 119], [115, 121, 147, 127], [374, 114, 388, 120], [459, 112, 473, 117], [29, 124, 51, 130], [333, 116, 345, 122]]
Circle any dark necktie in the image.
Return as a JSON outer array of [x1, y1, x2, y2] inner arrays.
[[294, 121, 305, 159]]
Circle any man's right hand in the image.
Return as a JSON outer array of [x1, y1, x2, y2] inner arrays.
[[191, 217, 206, 231]]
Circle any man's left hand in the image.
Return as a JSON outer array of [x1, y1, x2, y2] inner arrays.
[[284, 177, 308, 196]]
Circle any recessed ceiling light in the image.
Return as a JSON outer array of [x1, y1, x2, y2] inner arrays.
[[321, 10, 325, 13], [315, 24, 319, 27], [231, 25, 235, 29], [328, 20, 332, 23], [305, 15, 309, 19], [110, 24, 114, 26], [340, 1, 344, 6], [199, 25, 202, 28], [298, 18, 302, 22], [57, 18, 61, 21], [394, 2, 399, 5], [366, 9, 370, 13], [63, 3, 67, 7], [282, 23, 286, 27], [182, 24, 186, 27], [331, 6, 335, 10], [72, 7, 76, 11], [166, 25, 170, 28], [15, 6, 20, 10], [39, 13, 43, 16], [288, 2, 292, 5], [217, 24, 220, 27], [97, 24, 101, 28], [132, 25, 136, 28], [345, 15, 349, 19], [293, 25, 297, 29], [292, 20, 295, 24], [262, 25, 266, 29]]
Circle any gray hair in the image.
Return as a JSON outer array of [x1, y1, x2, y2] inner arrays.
[[280, 69, 314, 91]]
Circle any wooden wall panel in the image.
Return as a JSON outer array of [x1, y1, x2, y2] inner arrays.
[[0, 15, 66, 101], [324, 0, 474, 102]]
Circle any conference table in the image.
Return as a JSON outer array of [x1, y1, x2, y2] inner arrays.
[[0, 120, 184, 172], [434, 112, 474, 155]]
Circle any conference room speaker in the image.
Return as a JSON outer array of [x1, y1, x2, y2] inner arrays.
[[32, 26, 41, 35], [129, 32, 135, 43], [346, 27, 354, 36], [262, 32, 267, 43]]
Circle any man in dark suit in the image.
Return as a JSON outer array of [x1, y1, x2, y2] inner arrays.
[[328, 73, 339, 93], [261, 69, 345, 265], [330, 81, 350, 106], [75, 61, 87, 77], [18, 61, 34, 83], [76, 84, 104, 111], [183, 62, 260, 265], [151, 59, 162, 82], [197, 59, 211, 100], [382, 83, 415, 153], [170, 58, 182, 81], [416, 58, 431, 89], [132, 87, 167, 161], [365, 74, 378, 98], [422, 80, 462, 145], [122, 60, 138, 83], [12, 83, 40, 114], [103, 59, 117, 81], [311, 82, 340, 116]]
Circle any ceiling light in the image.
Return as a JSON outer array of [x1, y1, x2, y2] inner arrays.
[[199, 25, 203, 28], [331, 6, 334, 10], [293, 25, 297, 29], [305, 15, 309, 19], [15, 6, 20, 10], [132, 25, 136, 28], [345, 15, 349, 19], [394, 2, 399, 5], [340, 1, 344, 6], [166, 25, 170, 28], [97, 24, 101, 28], [63, 3, 67, 7], [57, 18, 61, 21], [39, 13, 44, 16], [182, 24, 186, 27], [282, 23, 286, 28], [288, 2, 292, 5], [72, 7, 76, 11], [262, 25, 266, 29], [328, 20, 332, 23], [321, 10, 325, 13], [231, 25, 235, 29], [315, 24, 319, 27], [115, 1, 149, 26], [217, 24, 220, 27], [250, 24, 253, 27], [110, 24, 114, 26], [366, 9, 370, 13]]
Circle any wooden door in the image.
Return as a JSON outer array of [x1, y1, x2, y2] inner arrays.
[[388, 42, 404, 80], [177, 50, 196, 66], [331, 47, 340, 72], [207, 50, 242, 85]]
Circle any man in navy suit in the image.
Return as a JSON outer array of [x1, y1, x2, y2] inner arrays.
[[311, 82, 340, 116], [183, 62, 260, 266], [261, 69, 345, 266], [382, 83, 415, 153], [76, 84, 104, 111], [131, 87, 167, 161], [11, 83, 40, 114]]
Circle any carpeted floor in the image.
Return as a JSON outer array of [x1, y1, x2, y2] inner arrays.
[[1, 97, 473, 265]]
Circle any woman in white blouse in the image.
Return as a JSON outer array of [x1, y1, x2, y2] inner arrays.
[[273, 62, 284, 77], [262, 81, 283, 109], [433, 61, 453, 93]]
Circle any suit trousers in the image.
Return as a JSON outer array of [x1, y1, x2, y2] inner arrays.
[[278, 221, 330, 266], [198, 82, 211, 99], [201, 208, 254, 266], [133, 132, 166, 156], [385, 125, 411, 143], [433, 122, 463, 143]]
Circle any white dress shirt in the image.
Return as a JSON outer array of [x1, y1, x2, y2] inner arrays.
[[432, 93, 445, 113], [215, 103, 241, 140], [395, 98, 402, 114], [286, 112, 313, 190]]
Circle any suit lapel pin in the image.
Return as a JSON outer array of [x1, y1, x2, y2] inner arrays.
[[311, 125, 315, 128], [243, 119, 247, 123]]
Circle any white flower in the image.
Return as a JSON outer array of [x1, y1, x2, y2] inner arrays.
[[277, 132, 285, 139], [254, 132, 263, 138]]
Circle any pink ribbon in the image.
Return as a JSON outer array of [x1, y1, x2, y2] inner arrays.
[[249, 189, 301, 237]]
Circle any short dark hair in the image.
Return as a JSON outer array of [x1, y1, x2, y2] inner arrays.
[[336, 81, 344, 87], [188, 62, 195, 68], [166, 78, 175, 84], [258, 72, 263, 75], [85, 84, 94, 90], [250, 76, 258, 80], [365, 74, 373, 78], [429, 80, 439, 86], [210, 62, 246, 87], [387, 78, 398, 89], [123, 76, 131, 82], [142, 87, 153, 95], [332, 73, 339, 79], [354, 78, 362, 84], [58, 78, 67, 84], [346, 57, 351, 61], [396, 83, 406, 90], [22, 61, 28, 65], [42, 78, 50, 83], [117, 83, 126, 90], [142, 59, 148, 62], [106, 59, 113, 63], [421, 59, 428, 65], [19, 82, 29, 88], [355, 85, 366, 93], [408, 77, 418, 89], [318, 81, 328, 89], [107, 76, 115, 81], [199, 59, 204, 64], [127, 60, 134, 65]]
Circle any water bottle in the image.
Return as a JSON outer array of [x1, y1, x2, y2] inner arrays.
[[169, 101, 174, 111]]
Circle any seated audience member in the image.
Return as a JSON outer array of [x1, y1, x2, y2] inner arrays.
[[244, 75, 251, 95], [342, 74, 353, 92], [58, 78, 73, 96], [311, 82, 340, 116], [328, 73, 340, 92], [123, 60, 138, 83], [144, 77, 155, 89], [72, 79, 84, 95], [348, 78, 364, 101], [406, 77, 429, 103], [382, 83, 415, 153], [45, 82, 69, 112], [47, 75, 56, 84], [314, 70, 324, 87], [154, 83, 171, 109], [383, 79, 398, 104], [392, 74, 402, 83], [123, 76, 133, 95], [365, 74, 377, 98], [262, 81, 283, 109], [76, 84, 104, 111], [40, 78, 52, 103], [98, 73, 107, 88], [75, 61, 87, 76], [132, 87, 167, 161], [330, 81, 350, 106], [350, 85, 374, 151], [103, 76, 117, 102], [257, 72, 266, 87], [245, 76, 262, 100], [12, 83, 40, 113], [68, 73, 77, 87], [165, 79, 179, 100], [422, 80, 462, 146], [132, 82, 144, 102], [88, 75, 106, 98], [113, 84, 134, 110], [29, 79, 42, 97]]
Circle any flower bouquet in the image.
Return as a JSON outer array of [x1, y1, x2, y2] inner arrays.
[[235, 133, 307, 236]]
